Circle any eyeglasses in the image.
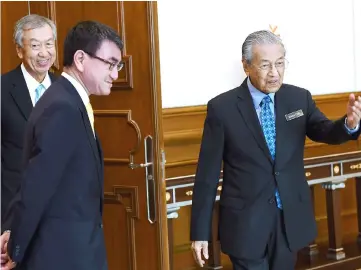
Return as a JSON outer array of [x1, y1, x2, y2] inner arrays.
[[84, 51, 124, 71], [255, 59, 289, 71]]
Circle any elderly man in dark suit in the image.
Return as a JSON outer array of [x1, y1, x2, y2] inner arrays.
[[1, 14, 57, 230], [190, 30, 361, 270]]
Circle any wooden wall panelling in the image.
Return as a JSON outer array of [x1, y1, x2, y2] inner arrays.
[[1, 1, 29, 74], [356, 177, 361, 243]]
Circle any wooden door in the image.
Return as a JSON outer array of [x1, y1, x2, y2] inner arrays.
[[1, 2, 169, 270]]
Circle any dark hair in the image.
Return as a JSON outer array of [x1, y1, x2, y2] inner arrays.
[[63, 20, 123, 67]]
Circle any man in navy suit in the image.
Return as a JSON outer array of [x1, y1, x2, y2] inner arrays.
[[190, 30, 361, 270], [1, 14, 57, 230], [4, 21, 124, 270]]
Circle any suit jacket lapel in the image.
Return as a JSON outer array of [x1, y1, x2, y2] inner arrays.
[[95, 132, 104, 185], [95, 132, 104, 214], [80, 110, 103, 188], [59, 76, 103, 191], [9, 66, 58, 120], [49, 72, 57, 83], [9, 66, 33, 120], [236, 80, 273, 164]]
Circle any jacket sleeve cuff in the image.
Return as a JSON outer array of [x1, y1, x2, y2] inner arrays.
[[344, 117, 360, 134]]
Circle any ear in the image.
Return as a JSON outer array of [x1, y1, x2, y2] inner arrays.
[[16, 45, 23, 59], [73, 50, 86, 72], [242, 58, 250, 76]]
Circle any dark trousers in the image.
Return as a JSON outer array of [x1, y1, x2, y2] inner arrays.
[[229, 206, 297, 270]]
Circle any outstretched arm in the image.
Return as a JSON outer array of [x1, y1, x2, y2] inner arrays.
[[306, 92, 360, 143]]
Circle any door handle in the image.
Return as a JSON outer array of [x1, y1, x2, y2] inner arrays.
[[129, 161, 152, 169], [128, 135, 156, 223]]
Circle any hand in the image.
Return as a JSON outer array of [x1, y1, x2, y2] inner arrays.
[[191, 241, 209, 267], [1, 231, 10, 262], [0, 231, 15, 269], [2, 256, 16, 270], [346, 94, 361, 129]]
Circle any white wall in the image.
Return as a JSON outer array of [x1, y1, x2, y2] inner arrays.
[[157, 0, 361, 108], [354, 0, 361, 92]]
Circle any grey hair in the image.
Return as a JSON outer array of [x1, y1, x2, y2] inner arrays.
[[242, 30, 285, 64], [14, 14, 57, 47]]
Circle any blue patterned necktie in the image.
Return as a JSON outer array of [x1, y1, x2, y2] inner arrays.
[[35, 84, 46, 104], [260, 95, 282, 209]]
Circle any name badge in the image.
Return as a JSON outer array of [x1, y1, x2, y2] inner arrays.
[[285, 109, 304, 121]]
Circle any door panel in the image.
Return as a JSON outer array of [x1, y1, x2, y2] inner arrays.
[[1, 1, 29, 74], [2, 1, 169, 269]]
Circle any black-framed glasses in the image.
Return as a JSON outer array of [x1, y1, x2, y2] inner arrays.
[[84, 51, 124, 71]]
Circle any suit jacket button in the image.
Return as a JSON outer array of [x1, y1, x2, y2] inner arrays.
[[100, 223, 103, 228], [15, 245, 20, 256], [274, 172, 280, 176], [269, 198, 275, 204]]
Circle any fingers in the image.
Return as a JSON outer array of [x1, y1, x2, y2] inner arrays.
[[348, 93, 356, 109], [195, 245, 205, 267], [347, 95, 361, 128], [191, 241, 207, 267], [1, 263, 10, 270], [2, 260, 16, 270], [0, 231, 13, 270], [0, 238, 5, 253], [354, 96, 361, 107], [202, 242, 209, 260], [349, 93, 356, 104], [191, 247, 199, 267], [1, 240, 9, 254], [352, 96, 361, 119], [0, 231, 11, 250], [1, 253, 9, 264]]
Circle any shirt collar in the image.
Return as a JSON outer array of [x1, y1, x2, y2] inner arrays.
[[61, 71, 90, 107], [21, 63, 51, 91], [247, 77, 275, 108]]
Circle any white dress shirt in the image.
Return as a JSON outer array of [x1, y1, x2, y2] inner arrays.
[[20, 63, 51, 106], [61, 72, 95, 136]]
